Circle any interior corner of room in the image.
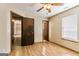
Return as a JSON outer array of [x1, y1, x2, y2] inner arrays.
[[0, 3, 79, 56]]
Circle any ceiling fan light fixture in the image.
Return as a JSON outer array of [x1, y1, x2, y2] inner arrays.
[[37, 3, 63, 13], [43, 4, 48, 9], [44, 4, 51, 10]]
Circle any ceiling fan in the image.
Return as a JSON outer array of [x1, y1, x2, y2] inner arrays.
[[37, 3, 64, 13]]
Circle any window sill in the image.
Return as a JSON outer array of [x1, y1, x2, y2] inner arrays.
[[62, 38, 79, 43]]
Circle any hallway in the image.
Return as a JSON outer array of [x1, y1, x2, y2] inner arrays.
[[10, 41, 79, 56]]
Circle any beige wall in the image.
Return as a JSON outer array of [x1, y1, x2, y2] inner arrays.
[[49, 5, 79, 52], [34, 17, 43, 42], [0, 4, 10, 53]]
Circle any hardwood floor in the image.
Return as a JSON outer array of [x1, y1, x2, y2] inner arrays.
[[10, 41, 79, 56]]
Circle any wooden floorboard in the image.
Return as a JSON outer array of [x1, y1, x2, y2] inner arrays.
[[10, 41, 79, 56]]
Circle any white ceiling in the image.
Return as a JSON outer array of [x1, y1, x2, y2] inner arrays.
[[7, 3, 79, 18]]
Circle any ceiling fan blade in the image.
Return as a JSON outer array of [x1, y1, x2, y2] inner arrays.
[[37, 7, 44, 12], [51, 3, 64, 6]]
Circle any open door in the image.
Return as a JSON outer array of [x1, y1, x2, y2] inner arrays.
[[22, 18, 34, 46], [11, 11, 23, 50], [43, 20, 49, 41]]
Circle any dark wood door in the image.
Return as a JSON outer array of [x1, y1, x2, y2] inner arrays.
[[43, 21, 49, 41], [22, 18, 34, 46], [11, 21, 14, 46]]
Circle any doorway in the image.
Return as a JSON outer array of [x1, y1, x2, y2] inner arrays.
[[11, 11, 34, 49], [22, 17, 34, 46], [11, 11, 23, 50], [43, 20, 49, 41]]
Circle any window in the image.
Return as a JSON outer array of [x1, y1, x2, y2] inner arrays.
[[62, 14, 78, 42]]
